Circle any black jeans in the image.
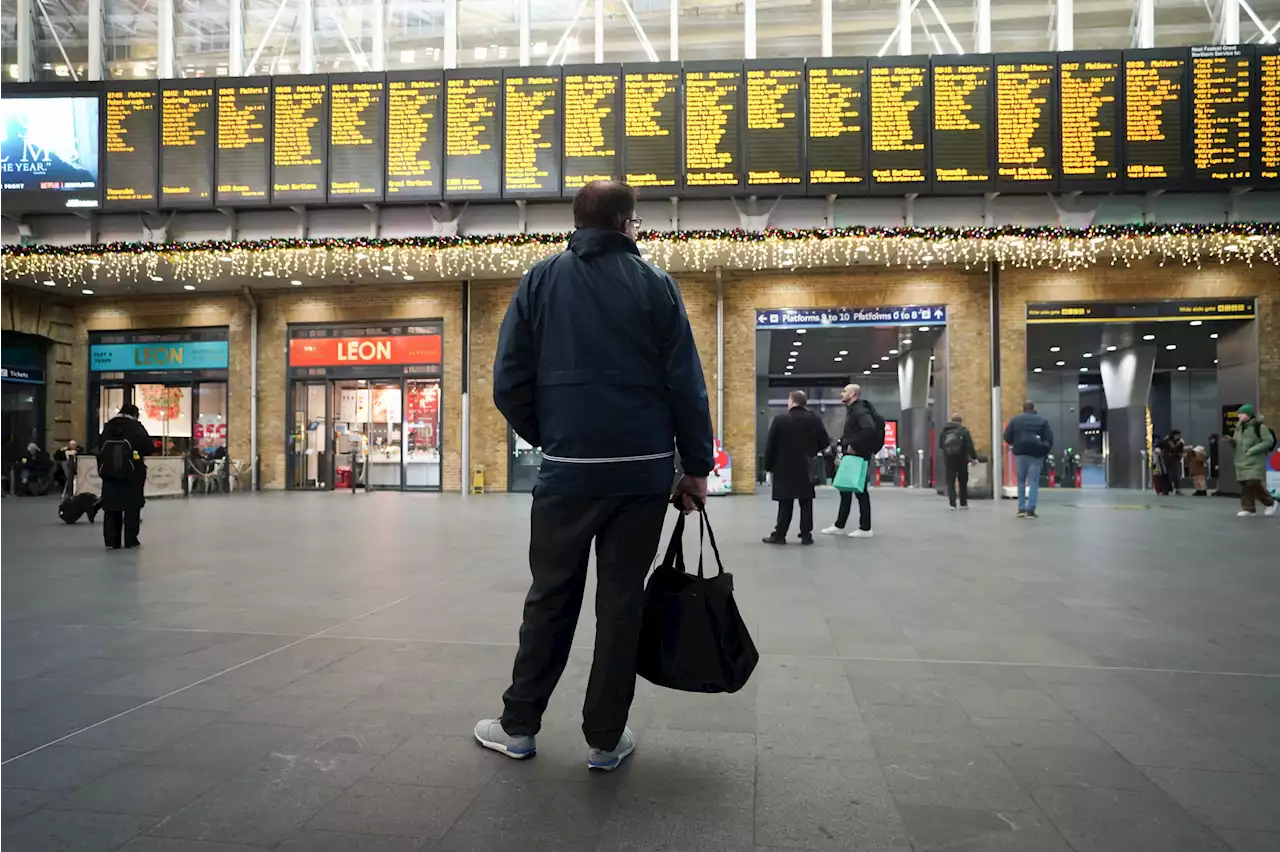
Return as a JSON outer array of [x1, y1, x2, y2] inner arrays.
[[103, 508, 141, 548], [1240, 479, 1276, 513], [502, 492, 668, 751], [944, 457, 969, 507], [774, 498, 813, 539], [835, 489, 871, 531]]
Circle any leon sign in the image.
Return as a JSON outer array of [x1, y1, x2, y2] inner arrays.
[[289, 334, 442, 368]]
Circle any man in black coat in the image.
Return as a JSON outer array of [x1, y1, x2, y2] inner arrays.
[[763, 390, 830, 545], [822, 383, 878, 538], [98, 403, 153, 549], [938, 413, 978, 509]]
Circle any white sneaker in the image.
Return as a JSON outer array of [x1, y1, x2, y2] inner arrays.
[[848, 529, 874, 538], [1265, 503, 1278, 517], [1237, 510, 1255, 517], [820, 526, 844, 535]]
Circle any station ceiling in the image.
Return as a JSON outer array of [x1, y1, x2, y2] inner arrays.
[[763, 324, 945, 379], [1025, 319, 1244, 373]]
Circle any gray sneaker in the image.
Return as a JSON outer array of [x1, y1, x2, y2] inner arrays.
[[474, 719, 535, 759], [587, 727, 635, 771]]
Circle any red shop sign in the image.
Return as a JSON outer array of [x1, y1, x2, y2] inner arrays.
[[289, 335, 442, 367]]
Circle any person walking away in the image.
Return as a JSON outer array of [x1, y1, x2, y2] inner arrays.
[[1004, 401, 1053, 518], [1160, 430, 1186, 495], [1187, 445, 1208, 496], [1227, 404, 1276, 517], [97, 403, 153, 548], [938, 413, 977, 509], [762, 390, 830, 545], [476, 180, 715, 771], [821, 383, 884, 538]]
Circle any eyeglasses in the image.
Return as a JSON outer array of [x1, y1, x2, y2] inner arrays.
[[625, 216, 643, 229]]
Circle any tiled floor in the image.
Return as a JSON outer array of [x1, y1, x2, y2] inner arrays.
[[3, 487, 1279, 851]]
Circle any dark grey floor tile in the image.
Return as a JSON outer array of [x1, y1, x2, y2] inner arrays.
[[228, 694, 357, 728], [277, 829, 429, 851], [244, 749, 384, 788], [136, 721, 302, 771], [306, 780, 478, 839], [69, 708, 226, 752], [369, 733, 500, 789], [116, 837, 271, 851], [1142, 768, 1280, 832], [1098, 731, 1267, 774], [995, 744, 1160, 791], [644, 686, 760, 734], [755, 755, 910, 851], [1213, 828, 1280, 852], [274, 671, 390, 699], [296, 713, 427, 757], [948, 686, 1073, 721], [848, 674, 958, 708], [1031, 785, 1234, 852], [2, 787, 56, 824], [860, 702, 981, 744], [51, 766, 225, 817], [0, 745, 137, 792], [85, 666, 217, 699], [435, 775, 618, 852], [594, 800, 754, 852], [151, 682, 277, 713], [972, 717, 1113, 751], [876, 737, 1035, 811], [2, 808, 155, 852], [613, 730, 757, 810], [756, 713, 876, 762], [896, 803, 1073, 852]]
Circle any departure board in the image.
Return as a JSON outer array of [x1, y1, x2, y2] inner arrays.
[[215, 78, 271, 205], [386, 71, 442, 201], [744, 60, 803, 191], [806, 59, 867, 193], [1059, 51, 1121, 189], [623, 63, 681, 194], [683, 61, 742, 192], [504, 70, 561, 198], [930, 58, 993, 190], [271, 75, 327, 204], [1124, 48, 1187, 187], [443, 70, 501, 199], [1259, 45, 1280, 183], [868, 57, 930, 193], [995, 54, 1058, 191], [329, 73, 385, 201], [562, 65, 621, 194], [103, 81, 159, 208], [159, 81, 214, 207], [1190, 44, 1253, 184]]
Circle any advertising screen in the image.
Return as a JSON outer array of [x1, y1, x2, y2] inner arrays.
[[0, 95, 101, 211]]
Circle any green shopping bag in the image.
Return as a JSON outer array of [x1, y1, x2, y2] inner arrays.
[[833, 455, 868, 493]]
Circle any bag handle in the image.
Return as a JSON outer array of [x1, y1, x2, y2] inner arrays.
[[660, 509, 688, 574], [661, 498, 725, 579], [691, 499, 726, 579]]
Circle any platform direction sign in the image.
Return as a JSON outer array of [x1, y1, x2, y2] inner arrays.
[[756, 305, 947, 328]]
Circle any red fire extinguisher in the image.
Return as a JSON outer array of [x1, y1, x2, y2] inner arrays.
[[1048, 463, 1056, 488], [1074, 459, 1083, 488], [873, 460, 882, 486]]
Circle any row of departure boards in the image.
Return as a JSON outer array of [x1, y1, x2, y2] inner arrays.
[[92, 45, 1280, 208]]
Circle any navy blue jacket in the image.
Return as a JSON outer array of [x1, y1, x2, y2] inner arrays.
[[493, 228, 715, 496], [1004, 411, 1054, 458]]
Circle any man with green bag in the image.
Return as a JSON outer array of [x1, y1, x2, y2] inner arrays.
[[822, 384, 885, 538]]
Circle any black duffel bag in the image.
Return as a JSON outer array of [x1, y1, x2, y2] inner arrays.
[[637, 502, 759, 694]]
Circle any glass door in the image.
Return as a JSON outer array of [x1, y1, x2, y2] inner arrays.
[[367, 380, 403, 489], [405, 379, 441, 490], [289, 381, 329, 489], [331, 380, 370, 490]]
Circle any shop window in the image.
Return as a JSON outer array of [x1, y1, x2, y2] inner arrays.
[[406, 379, 441, 488], [194, 382, 228, 457], [98, 386, 126, 435], [135, 384, 191, 456]]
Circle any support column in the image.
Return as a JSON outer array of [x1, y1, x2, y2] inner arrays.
[[670, 0, 679, 60], [518, 0, 531, 65], [1220, 0, 1240, 44], [1056, 0, 1074, 51], [974, 0, 990, 53], [594, 0, 604, 62], [1134, 0, 1154, 48], [1099, 341, 1157, 490], [821, 0, 832, 56], [229, 0, 244, 74], [1215, 320, 1260, 495], [444, 0, 457, 69], [898, 348, 932, 487], [372, 0, 386, 70], [716, 268, 725, 437], [745, 0, 756, 60], [157, 0, 176, 78], [16, 0, 34, 82], [898, 0, 912, 55], [461, 280, 471, 495], [87, 0, 104, 80], [989, 266, 1003, 499], [300, 0, 316, 73]]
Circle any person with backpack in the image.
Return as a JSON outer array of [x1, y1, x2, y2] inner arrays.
[[821, 383, 884, 538], [97, 403, 154, 549], [1227, 404, 1277, 518], [938, 413, 977, 510], [1003, 401, 1054, 519]]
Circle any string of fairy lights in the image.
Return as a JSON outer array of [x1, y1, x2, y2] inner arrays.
[[2, 224, 1276, 288]]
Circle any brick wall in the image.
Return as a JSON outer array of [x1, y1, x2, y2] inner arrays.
[[257, 283, 464, 490], [1, 288, 75, 448], [999, 263, 1280, 424], [470, 280, 519, 492]]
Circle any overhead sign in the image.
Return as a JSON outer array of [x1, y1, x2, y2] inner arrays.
[[757, 305, 947, 328], [1, 366, 44, 384], [89, 341, 229, 371], [288, 334, 442, 367], [1027, 299, 1256, 323]]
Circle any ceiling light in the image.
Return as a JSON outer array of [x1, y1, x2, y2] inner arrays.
[[1165, 344, 1176, 350], [1082, 352, 1092, 358], [872, 364, 881, 369], [1143, 334, 1156, 341], [1056, 360, 1065, 366], [149, 275, 163, 282], [380, 264, 393, 271], [81, 289, 94, 295], [863, 370, 871, 375], [793, 341, 803, 347], [1210, 333, 1219, 339], [788, 358, 796, 363], [901, 338, 912, 345], [930, 355, 935, 361], [1214, 359, 1219, 364], [833, 357, 843, 362], [1189, 320, 1202, 326], [1080, 367, 1088, 372], [889, 349, 899, 355], [880, 356, 890, 361], [183, 284, 195, 291], [1049, 346, 1060, 352], [1106, 345, 1117, 351], [838, 350, 848, 355], [795, 329, 806, 334], [919, 326, 930, 332], [403, 275, 414, 281], [790, 350, 798, 356], [42, 280, 55, 286], [291, 279, 303, 286], [1033, 367, 1043, 373], [262, 270, 275, 277], [1177, 365, 1187, 371]]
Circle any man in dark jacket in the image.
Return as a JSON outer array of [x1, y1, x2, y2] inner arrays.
[[478, 180, 714, 772], [938, 413, 977, 510], [98, 403, 153, 548], [762, 390, 829, 545], [1003, 401, 1053, 518], [821, 383, 878, 538]]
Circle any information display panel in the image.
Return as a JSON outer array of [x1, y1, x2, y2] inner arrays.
[[271, 75, 327, 204], [328, 73, 385, 201], [215, 78, 271, 205], [806, 58, 867, 194], [443, 69, 502, 199], [503, 69, 561, 198], [386, 71, 443, 201], [683, 60, 742, 192], [104, 81, 159, 208], [1124, 48, 1187, 189], [1189, 44, 1253, 185], [1058, 50, 1121, 190], [868, 56, 930, 193], [0, 86, 102, 212], [158, 82, 214, 207], [743, 60, 803, 192], [930, 56, 993, 191], [623, 62, 681, 195], [1259, 44, 1280, 184], [562, 64, 621, 194], [995, 53, 1058, 192]]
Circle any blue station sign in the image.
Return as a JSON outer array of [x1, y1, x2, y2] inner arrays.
[[89, 341, 230, 372], [756, 305, 948, 329]]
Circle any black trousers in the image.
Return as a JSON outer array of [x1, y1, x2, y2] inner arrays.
[[103, 507, 141, 548], [944, 457, 969, 507], [774, 498, 814, 538], [502, 492, 668, 751], [835, 488, 871, 531]]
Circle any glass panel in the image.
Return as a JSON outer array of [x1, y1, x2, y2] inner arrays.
[[756, 0, 817, 60], [245, 0, 299, 74], [290, 381, 328, 489], [193, 382, 228, 457], [405, 379, 441, 489], [458, 0, 517, 66], [34, 0, 89, 81], [105, 0, 159, 80], [509, 427, 542, 492], [602, 0, 668, 63], [176, 0, 230, 77], [331, 379, 369, 489], [386, 0, 444, 70], [677, 0, 740, 62], [367, 380, 402, 488], [316, 0, 373, 73], [98, 386, 126, 438], [135, 383, 191, 457], [2, 0, 19, 79]]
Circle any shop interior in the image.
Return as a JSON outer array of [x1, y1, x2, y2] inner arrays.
[[755, 321, 949, 489], [91, 381, 229, 458], [289, 377, 442, 491], [1025, 317, 1257, 491]]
